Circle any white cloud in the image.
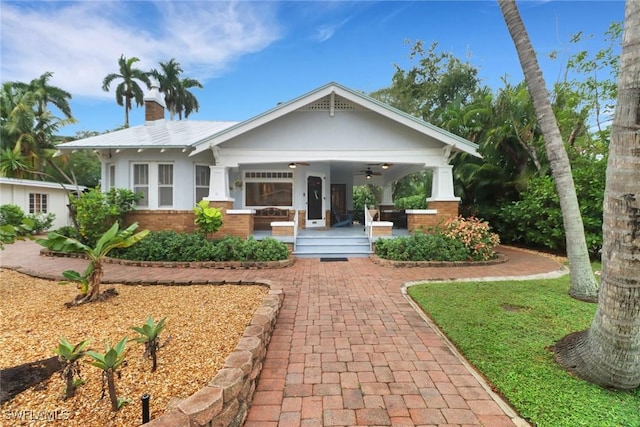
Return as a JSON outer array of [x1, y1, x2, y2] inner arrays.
[[0, 1, 281, 99], [313, 17, 350, 43]]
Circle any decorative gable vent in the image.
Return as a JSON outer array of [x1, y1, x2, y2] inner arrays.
[[299, 95, 367, 112]]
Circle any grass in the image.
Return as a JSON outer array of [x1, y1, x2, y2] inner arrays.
[[407, 271, 639, 427]]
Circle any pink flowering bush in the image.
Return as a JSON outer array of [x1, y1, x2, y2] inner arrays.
[[440, 216, 500, 261]]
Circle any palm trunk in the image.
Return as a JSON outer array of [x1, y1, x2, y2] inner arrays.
[[499, 0, 598, 302], [86, 262, 103, 302], [553, 0, 640, 389]]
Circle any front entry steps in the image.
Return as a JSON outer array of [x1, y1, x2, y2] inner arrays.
[[294, 235, 371, 259]]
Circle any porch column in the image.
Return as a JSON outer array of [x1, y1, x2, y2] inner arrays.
[[381, 183, 394, 206], [427, 165, 460, 202], [205, 165, 233, 201]]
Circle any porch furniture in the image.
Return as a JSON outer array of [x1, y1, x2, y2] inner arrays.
[[380, 209, 407, 229], [331, 209, 353, 227], [254, 207, 291, 230]]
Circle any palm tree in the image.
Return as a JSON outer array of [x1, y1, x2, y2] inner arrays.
[[151, 59, 203, 120], [498, 0, 598, 302], [102, 55, 151, 127], [553, 0, 640, 389], [14, 72, 73, 119]]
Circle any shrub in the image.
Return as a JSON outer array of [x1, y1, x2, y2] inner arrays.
[[25, 212, 55, 234], [374, 232, 469, 261], [394, 194, 427, 210], [70, 187, 141, 246], [495, 159, 605, 257], [440, 216, 500, 261], [0, 204, 25, 227], [113, 232, 289, 262]]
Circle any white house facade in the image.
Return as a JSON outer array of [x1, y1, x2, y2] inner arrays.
[[58, 82, 480, 237], [0, 177, 84, 230]]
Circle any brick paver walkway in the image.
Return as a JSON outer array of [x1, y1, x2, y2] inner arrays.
[[1, 241, 564, 426]]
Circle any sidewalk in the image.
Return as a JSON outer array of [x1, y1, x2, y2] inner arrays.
[[1, 241, 564, 426]]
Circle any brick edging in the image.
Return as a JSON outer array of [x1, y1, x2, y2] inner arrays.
[[369, 252, 508, 268], [39, 249, 295, 269], [143, 280, 284, 427]]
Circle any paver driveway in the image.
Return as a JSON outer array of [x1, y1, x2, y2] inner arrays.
[[1, 241, 564, 426]]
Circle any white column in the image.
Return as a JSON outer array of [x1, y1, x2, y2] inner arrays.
[[381, 183, 394, 205], [205, 165, 234, 201], [427, 165, 460, 202]]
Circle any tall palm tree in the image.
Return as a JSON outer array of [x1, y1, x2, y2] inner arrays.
[[14, 72, 73, 119], [151, 59, 203, 120], [102, 55, 151, 127], [498, 0, 598, 302], [554, 0, 640, 389]]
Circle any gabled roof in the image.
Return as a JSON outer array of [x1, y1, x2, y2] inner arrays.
[[58, 119, 238, 150], [190, 81, 480, 157]]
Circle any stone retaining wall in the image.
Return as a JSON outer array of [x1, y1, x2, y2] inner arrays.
[[144, 282, 283, 427], [370, 253, 508, 268]]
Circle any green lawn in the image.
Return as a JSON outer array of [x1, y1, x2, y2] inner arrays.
[[407, 272, 640, 427]]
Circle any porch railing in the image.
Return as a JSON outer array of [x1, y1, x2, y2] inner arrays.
[[293, 209, 299, 252], [364, 205, 374, 251]]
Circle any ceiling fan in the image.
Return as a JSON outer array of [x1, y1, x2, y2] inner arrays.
[[288, 162, 310, 168], [356, 167, 382, 179]]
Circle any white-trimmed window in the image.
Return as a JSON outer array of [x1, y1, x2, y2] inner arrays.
[[29, 193, 48, 213], [132, 163, 173, 208], [158, 164, 173, 207], [133, 164, 149, 207], [195, 165, 210, 202], [244, 171, 293, 207]]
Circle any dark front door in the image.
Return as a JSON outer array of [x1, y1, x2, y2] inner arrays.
[[306, 174, 325, 227]]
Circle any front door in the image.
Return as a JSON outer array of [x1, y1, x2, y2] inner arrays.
[[306, 173, 326, 228]]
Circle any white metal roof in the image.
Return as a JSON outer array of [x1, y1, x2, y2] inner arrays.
[[58, 120, 239, 150], [0, 177, 86, 191]]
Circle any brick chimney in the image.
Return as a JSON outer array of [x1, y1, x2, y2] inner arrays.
[[144, 84, 166, 122]]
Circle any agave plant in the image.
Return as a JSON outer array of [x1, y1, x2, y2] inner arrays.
[[54, 337, 89, 399], [131, 316, 167, 372], [37, 222, 148, 305], [85, 338, 128, 411]]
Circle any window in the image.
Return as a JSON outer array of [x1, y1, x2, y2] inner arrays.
[[133, 164, 149, 207], [108, 165, 116, 190], [158, 164, 173, 207], [195, 165, 210, 202], [244, 171, 293, 207], [29, 193, 48, 213]]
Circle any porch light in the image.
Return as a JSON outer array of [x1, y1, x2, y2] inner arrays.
[[366, 171, 372, 179], [381, 163, 390, 169], [289, 163, 297, 169]]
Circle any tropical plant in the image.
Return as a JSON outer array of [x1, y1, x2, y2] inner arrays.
[[54, 337, 89, 399], [193, 199, 223, 235], [0, 218, 33, 250], [499, 0, 598, 302], [0, 203, 25, 226], [130, 316, 167, 372], [102, 55, 151, 127], [85, 338, 129, 411], [36, 222, 149, 305], [553, 0, 640, 390], [151, 58, 203, 120]]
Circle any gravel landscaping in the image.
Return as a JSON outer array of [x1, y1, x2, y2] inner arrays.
[[0, 269, 267, 426]]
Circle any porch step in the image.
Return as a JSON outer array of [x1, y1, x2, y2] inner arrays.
[[294, 235, 372, 259]]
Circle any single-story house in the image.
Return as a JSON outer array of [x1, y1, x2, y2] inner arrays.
[[0, 177, 84, 230], [57, 82, 480, 240]]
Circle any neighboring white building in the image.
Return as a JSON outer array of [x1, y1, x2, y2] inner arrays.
[[56, 82, 481, 235], [0, 177, 84, 230]]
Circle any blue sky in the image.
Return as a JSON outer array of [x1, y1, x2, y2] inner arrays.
[[0, 1, 624, 135]]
